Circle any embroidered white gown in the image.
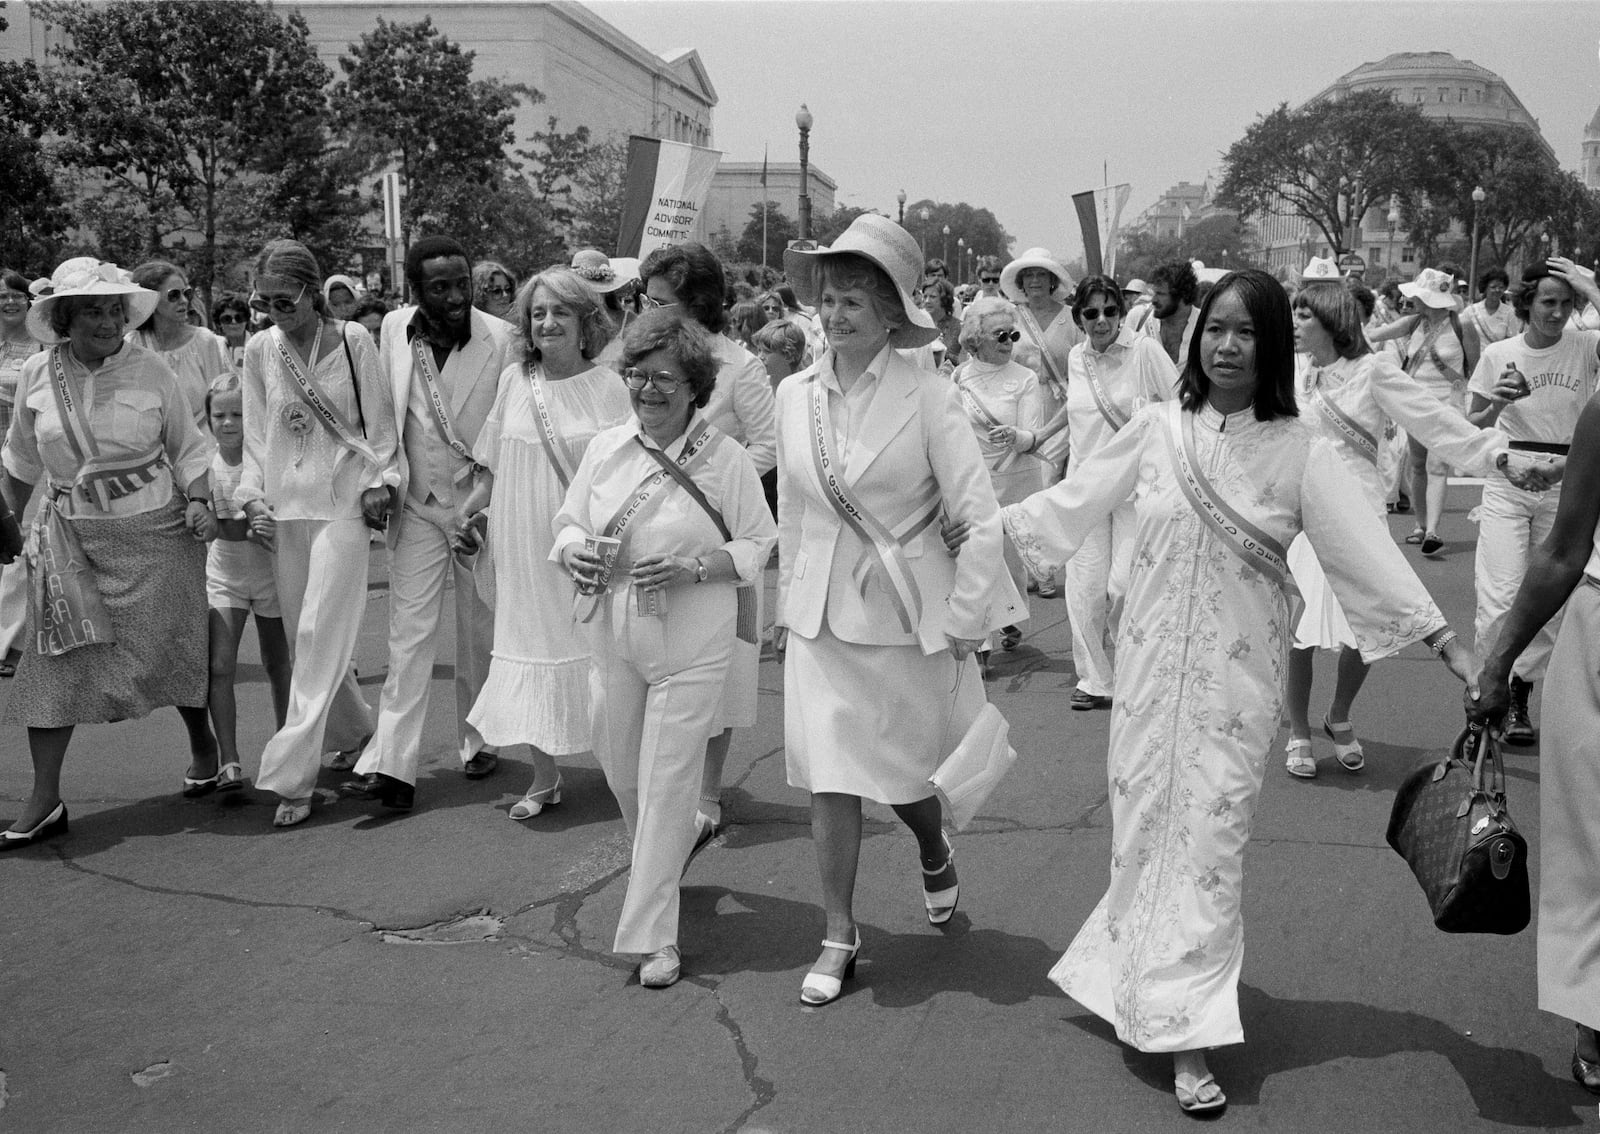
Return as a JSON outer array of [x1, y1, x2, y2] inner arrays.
[[1003, 402, 1446, 1051]]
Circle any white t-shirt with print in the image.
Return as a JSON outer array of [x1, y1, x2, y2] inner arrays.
[[1467, 329, 1600, 444]]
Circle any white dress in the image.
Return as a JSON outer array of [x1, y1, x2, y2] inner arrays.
[[1004, 402, 1445, 1051], [1289, 353, 1504, 649], [951, 357, 1045, 506], [129, 327, 231, 427], [466, 364, 630, 753]]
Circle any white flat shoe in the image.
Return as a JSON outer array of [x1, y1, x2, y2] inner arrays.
[[509, 777, 562, 821], [799, 931, 860, 1006], [639, 944, 680, 988], [1284, 737, 1316, 779], [273, 797, 313, 828]]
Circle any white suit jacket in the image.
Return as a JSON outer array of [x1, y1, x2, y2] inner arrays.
[[378, 305, 514, 543], [775, 347, 1024, 654]]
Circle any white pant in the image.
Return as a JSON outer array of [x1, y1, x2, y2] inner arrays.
[[0, 493, 42, 657], [357, 500, 494, 786], [255, 518, 375, 800], [1063, 498, 1135, 697], [1474, 477, 1563, 682], [586, 582, 734, 955]]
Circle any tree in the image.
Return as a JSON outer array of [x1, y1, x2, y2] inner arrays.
[[0, 10, 69, 270], [735, 202, 797, 267], [332, 16, 526, 246], [34, 0, 333, 294], [902, 199, 1013, 276], [1217, 89, 1453, 257], [813, 205, 873, 246], [566, 134, 629, 254]]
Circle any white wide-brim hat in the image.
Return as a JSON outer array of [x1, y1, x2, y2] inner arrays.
[[322, 273, 364, 300], [26, 257, 157, 346], [783, 214, 939, 349], [1122, 277, 1152, 300], [1000, 248, 1073, 303], [1301, 256, 1342, 283], [1400, 267, 1458, 309], [570, 249, 638, 294]]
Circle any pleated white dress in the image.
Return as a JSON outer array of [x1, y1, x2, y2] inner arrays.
[[466, 364, 630, 753]]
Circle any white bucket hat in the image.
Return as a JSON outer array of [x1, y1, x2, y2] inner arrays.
[[570, 249, 639, 294], [26, 257, 157, 346], [1000, 249, 1073, 303], [783, 214, 938, 348], [1301, 256, 1342, 283], [1122, 278, 1152, 300], [1400, 267, 1459, 309]]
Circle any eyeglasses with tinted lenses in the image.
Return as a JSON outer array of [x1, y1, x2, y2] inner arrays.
[[484, 285, 514, 298], [622, 368, 683, 394], [980, 275, 1000, 284], [639, 294, 676, 310], [248, 286, 307, 315], [164, 286, 194, 304], [1081, 307, 1121, 322], [216, 313, 246, 325], [992, 329, 1021, 343]]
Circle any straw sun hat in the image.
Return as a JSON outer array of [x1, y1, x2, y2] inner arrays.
[[26, 257, 157, 346], [782, 214, 938, 348], [570, 248, 640, 294], [999, 248, 1074, 303]]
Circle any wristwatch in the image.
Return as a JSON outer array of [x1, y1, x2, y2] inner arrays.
[[694, 557, 709, 584], [187, 494, 212, 506]]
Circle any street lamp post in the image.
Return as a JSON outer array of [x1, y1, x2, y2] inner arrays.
[[966, 246, 975, 285], [942, 225, 950, 269], [1468, 185, 1486, 302], [918, 206, 930, 258], [1387, 197, 1400, 278], [795, 104, 813, 241], [897, 189, 906, 225], [956, 237, 965, 284]]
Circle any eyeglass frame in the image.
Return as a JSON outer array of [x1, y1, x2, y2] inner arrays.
[[639, 293, 677, 311], [991, 328, 1021, 343], [248, 284, 308, 316], [163, 285, 195, 304], [622, 367, 685, 395], [1080, 306, 1123, 322]]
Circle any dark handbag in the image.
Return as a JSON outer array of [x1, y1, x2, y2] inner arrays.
[[1385, 724, 1529, 934]]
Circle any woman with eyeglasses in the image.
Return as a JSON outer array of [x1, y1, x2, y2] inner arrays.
[[472, 261, 518, 322], [236, 239, 400, 828], [1055, 275, 1178, 712], [128, 261, 232, 428], [952, 296, 1044, 657], [211, 292, 252, 374], [552, 309, 774, 988], [449, 268, 631, 821]]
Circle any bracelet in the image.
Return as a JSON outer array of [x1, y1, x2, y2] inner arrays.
[[1428, 629, 1457, 656], [187, 495, 212, 506]]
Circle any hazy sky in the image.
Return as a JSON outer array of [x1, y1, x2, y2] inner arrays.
[[589, 0, 1600, 260]]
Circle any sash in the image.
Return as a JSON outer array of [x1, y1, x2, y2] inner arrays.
[[527, 364, 578, 492], [1405, 313, 1466, 385], [954, 368, 1020, 473], [411, 334, 476, 484], [48, 347, 167, 512], [807, 376, 926, 634], [1081, 349, 1130, 433], [272, 326, 382, 468], [1160, 402, 1294, 592], [573, 421, 716, 623], [634, 432, 759, 644], [1015, 304, 1068, 396], [1309, 382, 1378, 466]]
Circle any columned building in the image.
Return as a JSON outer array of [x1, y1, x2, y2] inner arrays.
[[704, 163, 838, 251]]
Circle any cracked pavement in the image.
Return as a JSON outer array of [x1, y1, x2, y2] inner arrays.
[[0, 509, 1588, 1132]]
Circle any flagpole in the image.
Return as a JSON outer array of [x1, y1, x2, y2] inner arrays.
[[761, 143, 769, 277]]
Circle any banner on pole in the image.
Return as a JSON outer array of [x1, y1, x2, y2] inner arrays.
[[616, 135, 723, 260], [1072, 183, 1132, 279]]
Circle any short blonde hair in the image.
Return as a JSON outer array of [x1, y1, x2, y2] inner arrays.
[[958, 295, 1016, 351]]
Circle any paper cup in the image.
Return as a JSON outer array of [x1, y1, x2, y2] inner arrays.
[[579, 534, 621, 595]]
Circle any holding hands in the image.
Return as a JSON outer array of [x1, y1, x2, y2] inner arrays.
[[450, 509, 486, 556], [360, 485, 395, 532], [986, 425, 1034, 454], [185, 497, 218, 542]]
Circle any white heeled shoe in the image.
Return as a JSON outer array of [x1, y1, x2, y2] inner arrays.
[[1322, 715, 1365, 772], [799, 931, 860, 1006], [922, 831, 959, 926], [509, 777, 562, 821]]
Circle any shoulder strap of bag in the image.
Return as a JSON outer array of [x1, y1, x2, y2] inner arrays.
[[633, 431, 733, 542], [340, 323, 365, 435]]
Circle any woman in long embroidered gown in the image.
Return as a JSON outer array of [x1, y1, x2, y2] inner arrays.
[[453, 268, 631, 820], [1283, 284, 1508, 778], [1002, 269, 1475, 1114]]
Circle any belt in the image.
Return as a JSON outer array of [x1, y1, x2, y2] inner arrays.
[[1508, 441, 1570, 455]]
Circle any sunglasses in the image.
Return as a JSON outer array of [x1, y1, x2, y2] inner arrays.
[[164, 286, 194, 304], [622, 368, 683, 395], [483, 285, 514, 298], [980, 275, 1000, 284], [1081, 306, 1121, 321], [991, 329, 1021, 343], [248, 285, 307, 315], [639, 294, 677, 310], [216, 313, 247, 325]]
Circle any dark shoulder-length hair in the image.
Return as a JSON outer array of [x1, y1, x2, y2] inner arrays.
[[1177, 268, 1298, 421], [639, 242, 729, 335]]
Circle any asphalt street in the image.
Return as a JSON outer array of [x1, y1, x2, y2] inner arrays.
[[0, 488, 1592, 1133]]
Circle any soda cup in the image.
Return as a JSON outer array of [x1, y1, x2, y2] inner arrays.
[[578, 535, 621, 595]]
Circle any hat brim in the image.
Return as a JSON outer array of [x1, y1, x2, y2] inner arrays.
[[999, 257, 1073, 303], [26, 284, 158, 345], [783, 245, 939, 349], [1399, 282, 1456, 309]]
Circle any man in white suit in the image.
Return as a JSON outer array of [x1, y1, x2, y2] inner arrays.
[[349, 235, 515, 810]]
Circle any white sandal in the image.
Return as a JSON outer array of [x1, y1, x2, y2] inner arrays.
[[509, 777, 562, 821], [1322, 715, 1365, 772], [1284, 737, 1317, 779]]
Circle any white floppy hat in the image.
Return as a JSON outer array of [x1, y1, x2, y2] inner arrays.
[[1301, 256, 1342, 283], [1400, 267, 1458, 309], [783, 214, 939, 349], [1122, 277, 1152, 300], [570, 248, 639, 294], [1000, 248, 1073, 303], [26, 257, 157, 346]]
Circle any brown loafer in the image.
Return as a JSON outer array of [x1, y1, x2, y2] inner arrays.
[[1070, 690, 1112, 711], [462, 751, 499, 779]]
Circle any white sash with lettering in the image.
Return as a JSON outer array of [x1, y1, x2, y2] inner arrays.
[[1015, 305, 1071, 464], [1160, 402, 1295, 593], [527, 364, 577, 492], [1081, 348, 1130, 433], [411, 334, 475, 484], [954, 366, 1020, 474], [806, 376, 929, 635], [1309, 379, 1378, 466], [48, 347, 167, 512], [272, 327, 381, 468]]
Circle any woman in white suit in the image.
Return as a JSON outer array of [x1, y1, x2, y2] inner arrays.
[[775, 215, 1024, 1006]]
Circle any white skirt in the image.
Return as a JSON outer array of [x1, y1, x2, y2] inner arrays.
[[1288, 533, 1357, 651]]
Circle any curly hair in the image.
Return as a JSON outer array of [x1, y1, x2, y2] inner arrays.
[[620, 309, 719, 409], [1150, 260, 1200, 307], [958, 295, 1015, 351], [821, 254, 910, 331], [516, 267, 616, 366]]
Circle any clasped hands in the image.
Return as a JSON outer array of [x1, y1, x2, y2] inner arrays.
[[1499, 456, 1564, 493], [559, 542, 695, 592], [986, 425, 1034, 453]]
